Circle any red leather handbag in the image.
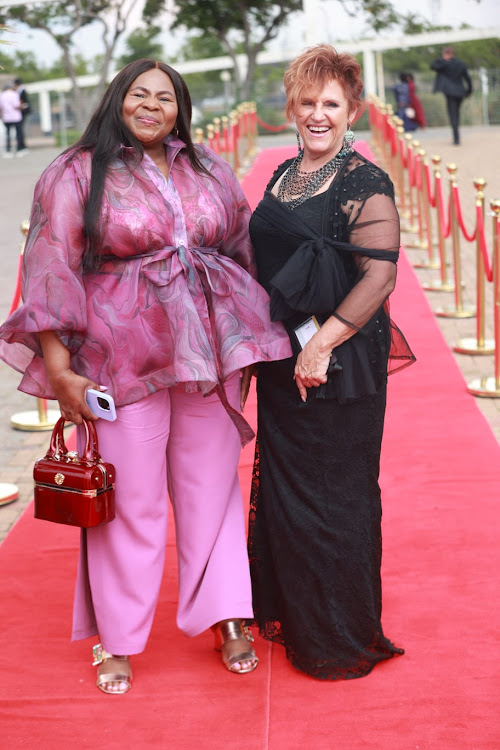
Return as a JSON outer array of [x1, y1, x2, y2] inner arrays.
[[33, 417, 115, 528]]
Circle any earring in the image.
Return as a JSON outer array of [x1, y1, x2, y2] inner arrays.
[[343, 123, 355, 148], [171, 124, 179, 138], [296, 129, 302, 153]]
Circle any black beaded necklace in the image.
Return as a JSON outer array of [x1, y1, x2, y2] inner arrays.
[[277, 144, 352, 210]]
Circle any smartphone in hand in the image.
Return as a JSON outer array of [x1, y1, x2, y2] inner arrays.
[[85, 389, 117, 421]]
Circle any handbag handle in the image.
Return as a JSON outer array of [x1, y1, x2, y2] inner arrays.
[[47, 417, 100, 463]]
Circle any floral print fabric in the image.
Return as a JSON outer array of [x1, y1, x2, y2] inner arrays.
[[0, 138, 291, 441]]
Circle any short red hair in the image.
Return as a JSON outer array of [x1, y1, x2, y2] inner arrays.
[[284, 44, 363, 122]]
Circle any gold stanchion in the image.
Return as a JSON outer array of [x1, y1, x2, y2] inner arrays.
[[402, 135, 419, 235], [238, 103, 250, 169], [434, 164, 475, 319], [388, 116, 399, 183], [213, 117, 222, 154], [454, 179, 494, 354], [195, 127, 204, 145], [221, 115, 229, 159], [0, 483, 19, 506], [249, 102, 258, 157], [230, 110, 240, 175], [422, 156, 455, 292], [405, 143, 428, 250], [412, 149, 440, 268], [468, 200, 500, 396], [395, 125, 410, 222], [11, 397, 61, 431], [206, 123, 214, 152]]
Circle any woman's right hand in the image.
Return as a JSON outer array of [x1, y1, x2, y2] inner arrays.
[[39, 330, 100, 424], [49, 369, 100, 424]]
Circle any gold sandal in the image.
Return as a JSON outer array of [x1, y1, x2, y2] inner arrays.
[[212, 619, 259, 674], [92, 643, 132, 694]]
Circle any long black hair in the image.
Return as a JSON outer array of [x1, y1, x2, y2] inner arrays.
[[68, 59, 212, 270]]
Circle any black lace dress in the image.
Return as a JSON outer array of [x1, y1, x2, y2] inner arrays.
[[247, 151, 415, 680]]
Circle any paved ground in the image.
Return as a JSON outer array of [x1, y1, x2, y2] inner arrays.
[[1, 125, 499, 542]]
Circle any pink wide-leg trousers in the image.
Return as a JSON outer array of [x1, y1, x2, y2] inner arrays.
[[71, 374, 253, 655]]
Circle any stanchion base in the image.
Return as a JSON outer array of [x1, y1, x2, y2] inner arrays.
[[435, 306, 476, 319], [453, 338, 495, 355], [413, 260, 441, 270], [401, 224, 419, 234], [467, 377, 500, 397], [0, 483, 19, 506], [404, 240, 428, 249], [11, 409, 61, 431], [422, 280, 455, 292]]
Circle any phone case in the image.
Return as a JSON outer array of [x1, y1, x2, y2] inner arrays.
[[86, 389, 117, 421]]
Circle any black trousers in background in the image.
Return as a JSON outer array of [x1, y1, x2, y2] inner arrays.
[[445, 95, 464, 144], [4, 121, 26, 152]]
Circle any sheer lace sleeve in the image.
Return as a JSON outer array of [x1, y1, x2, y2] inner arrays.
[[331, 190, 399, 333], [331, 167, 414, 375]]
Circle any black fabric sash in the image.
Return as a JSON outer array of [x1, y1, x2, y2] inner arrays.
[[254, 193, 398, 322]]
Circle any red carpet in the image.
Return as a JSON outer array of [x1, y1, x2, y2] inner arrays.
[[1, 143, 499, 749]]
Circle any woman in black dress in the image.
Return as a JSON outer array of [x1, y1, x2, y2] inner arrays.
[[248, 45, 415, 680]]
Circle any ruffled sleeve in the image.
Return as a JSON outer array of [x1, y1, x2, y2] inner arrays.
[[0, 152, 89, 372]]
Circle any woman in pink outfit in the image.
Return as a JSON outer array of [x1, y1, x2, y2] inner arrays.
[[0, 59, 291, 693]]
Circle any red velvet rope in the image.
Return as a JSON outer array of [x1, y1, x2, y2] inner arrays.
[[399, 137, 407, 169], [256, 116, 291, 132], [407, 149, 415, 188], [415, 154, 422, 191], [475, 204, 493, 282], [7, 252, 23, 316], [390, 123, 398, 157], [452, 185, 476, 243], [437, 177, 451, 239], [425, 163, 436, 208]]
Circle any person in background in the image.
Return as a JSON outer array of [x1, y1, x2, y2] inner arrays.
[[14, 77, 30, 154], [393, 72, 417, 132], [247, 44, 415, 681], [0, 82, 26, 157], [406, 73, 426, 129], [0, 59, 291, 693], [431, 47, 472, 145]]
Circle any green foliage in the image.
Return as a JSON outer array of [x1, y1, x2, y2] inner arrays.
[[0, 46, 91, 80], [54, 128, 82, 146], [174, 33, 230, 105], [176, 33, 226, 62], [359, 0, 399, 32], [1, 0, 108, 32], [399, 12, 435, 35], [171, 0, 303, 43], [0, 49, 41, 80], [117, 26, 164, 67]]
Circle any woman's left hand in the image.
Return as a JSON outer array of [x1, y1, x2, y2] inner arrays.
[[294, 343, 331, 402], [240, 364, 257, 411]]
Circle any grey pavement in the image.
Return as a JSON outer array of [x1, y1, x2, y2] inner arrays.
[[1, 126, 499, 543]]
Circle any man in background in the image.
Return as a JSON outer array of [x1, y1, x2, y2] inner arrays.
[[14, 77, 30, 154], [431, 47, 472, 146]]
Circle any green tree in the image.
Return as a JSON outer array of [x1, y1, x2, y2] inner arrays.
[[174, 33, 229, 106], [171, 0, 301, 102], [171, 0, 404, 101], [117, 25, 164, 67]]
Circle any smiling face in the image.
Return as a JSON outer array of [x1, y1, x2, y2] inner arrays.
[[122, 67, 178, 153], [294, 78, 356, 164]]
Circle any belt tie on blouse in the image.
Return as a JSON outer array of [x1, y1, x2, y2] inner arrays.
[[140, 244, 254, 446]]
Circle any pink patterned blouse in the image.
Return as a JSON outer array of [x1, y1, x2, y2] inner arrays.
[[0, 137, 291, 443]]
